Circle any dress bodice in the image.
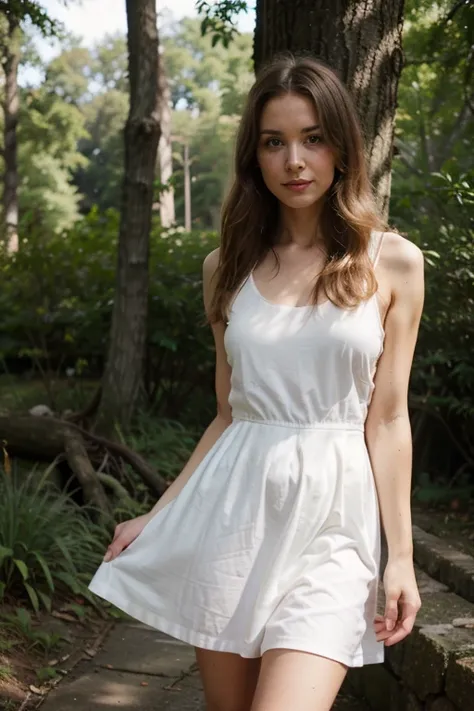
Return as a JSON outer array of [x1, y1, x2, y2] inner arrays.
[[224, 234, 385, 429]]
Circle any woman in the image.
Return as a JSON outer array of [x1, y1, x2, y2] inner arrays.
[[89, 54, 423, 711]]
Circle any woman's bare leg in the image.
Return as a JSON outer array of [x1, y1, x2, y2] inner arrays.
[[195, 647, 262, 711], [250, 649, 347, 711]]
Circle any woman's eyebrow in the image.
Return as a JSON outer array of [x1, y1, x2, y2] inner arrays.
[[260, 124, 321, 136]]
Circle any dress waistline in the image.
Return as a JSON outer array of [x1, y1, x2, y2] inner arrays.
[[232, 416, 364, 432]]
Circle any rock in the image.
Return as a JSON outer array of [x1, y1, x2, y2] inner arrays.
[[413, 525, 474, 604], [400, 625, 474, 700], [385, 640, 406, 678], [360, 665, 401, 711], [29, 404, 54, 417], [452, 617, 474, 628], [403, 690, 423, 711], [446, 656, 474, 711], [427, 697, 457, 711]]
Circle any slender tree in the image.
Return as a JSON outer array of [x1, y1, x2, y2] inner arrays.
[[97, 0, 161, 431], [1, 12, 20, 252], [0, 1, 58, 252], [157, 48, 175, 227]]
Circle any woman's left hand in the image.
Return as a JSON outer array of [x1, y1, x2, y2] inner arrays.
[[374, 557, 422, 646]]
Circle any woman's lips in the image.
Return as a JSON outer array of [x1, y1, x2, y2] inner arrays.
[[283, 181, 313, 192]]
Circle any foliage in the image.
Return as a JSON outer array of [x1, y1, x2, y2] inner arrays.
[[389, 0, 474, 487], [196, 0, 249, 47], [395, 0, 473, 179], [0, 466, 106, 612], [0, 0, 62, 37], [128, 416, 200, 482], [43, 34, 129, 213], [406, 171, 474, 484], [0, 608, 62, 654], [0, 211, 219, 423], [13, 45, 90, 234], [163, 17, 253, 227], [76, 89, 128, 212]]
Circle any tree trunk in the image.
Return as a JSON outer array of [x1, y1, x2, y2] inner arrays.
[[2, 14, 21, 252], [97, 0, 161, 431], [253, 0, 405, 218], [158, 51, 175, 228], [183, 143, 192, 231]]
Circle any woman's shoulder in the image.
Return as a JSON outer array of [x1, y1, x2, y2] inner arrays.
[[203, 247, 220, 278], [378, 231, 424, 277]]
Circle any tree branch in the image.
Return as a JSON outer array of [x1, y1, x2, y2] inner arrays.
[[64, 432, 111, 514], [442, 0, 472, 26]]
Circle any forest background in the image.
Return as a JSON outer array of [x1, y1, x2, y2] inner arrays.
[[0, 0, 472, 669]]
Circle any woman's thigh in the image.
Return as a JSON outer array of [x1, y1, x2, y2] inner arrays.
[[250, 649, 347, 711], [195, 647, 262, 711]]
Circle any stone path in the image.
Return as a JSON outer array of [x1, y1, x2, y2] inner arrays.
[[40, 622, 369, 710]]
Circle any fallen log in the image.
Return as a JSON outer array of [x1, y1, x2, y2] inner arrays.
[[0, 413, 168, 502]]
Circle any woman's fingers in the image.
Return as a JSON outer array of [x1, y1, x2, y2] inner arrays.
[[384, 594, 399, 632], [103, 523, 126, 562], [383, 601, 419, 646]]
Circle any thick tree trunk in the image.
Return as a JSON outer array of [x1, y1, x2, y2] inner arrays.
[[2, 15, 21, 252], [158, 51, 175, 228], [97, 0, 161, 431], [253, 0, 405, 218]]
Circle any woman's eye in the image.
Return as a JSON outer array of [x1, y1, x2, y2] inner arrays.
[[266, 138, 282, 148], [307, 135, 322, 145]]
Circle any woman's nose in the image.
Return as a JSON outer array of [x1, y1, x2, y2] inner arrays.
[[285, 144, 305, 172]]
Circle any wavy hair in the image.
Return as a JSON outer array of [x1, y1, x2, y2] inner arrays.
[[209, 53, 388, 323]]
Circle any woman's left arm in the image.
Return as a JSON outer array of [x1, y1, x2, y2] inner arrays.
[[365, 232, 425, 647]]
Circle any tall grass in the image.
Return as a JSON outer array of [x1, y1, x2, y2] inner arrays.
[[0, 466, 107, 612]]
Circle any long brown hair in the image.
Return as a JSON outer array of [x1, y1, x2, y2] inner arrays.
[[209, 53, 388, 323]]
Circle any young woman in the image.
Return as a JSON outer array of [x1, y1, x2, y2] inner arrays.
[[89, 54, 424, 711]]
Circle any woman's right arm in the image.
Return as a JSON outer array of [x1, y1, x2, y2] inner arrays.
[[103, 248, 232, 561]]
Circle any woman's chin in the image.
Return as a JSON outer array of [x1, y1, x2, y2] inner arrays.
[[277, 191, 325, 210]]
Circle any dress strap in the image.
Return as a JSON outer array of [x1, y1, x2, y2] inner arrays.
[[368, 231, 385, 267]]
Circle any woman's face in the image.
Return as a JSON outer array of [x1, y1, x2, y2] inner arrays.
[[256, 92, 337, 210]]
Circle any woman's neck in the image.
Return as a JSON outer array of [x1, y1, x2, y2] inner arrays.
[[277, 204, 324, 248]]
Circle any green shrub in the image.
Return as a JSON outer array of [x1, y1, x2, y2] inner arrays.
[[391, 169, 474, 486], [0, 209, 218, 425], [0, 467, 106, 612]]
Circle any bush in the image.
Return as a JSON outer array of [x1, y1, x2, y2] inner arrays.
[[391, 169, 474, 487], [0, 210, 219, 425], [0, 467, 106, 612]]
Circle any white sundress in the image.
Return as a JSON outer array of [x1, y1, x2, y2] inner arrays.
[[89, 231, 386, 668]]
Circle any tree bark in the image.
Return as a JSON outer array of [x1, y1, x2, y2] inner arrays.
[[1, 14, 21, 252], [253, 0, 405, 218], [158, 50, 175, 228], [97, 0, 161, 431]]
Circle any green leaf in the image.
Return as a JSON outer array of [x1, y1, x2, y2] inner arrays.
[[33, 551, 55, 592], [13, 559, 29, 581], [15, 607, 32, 630], [37, 590, 52, 612], [24, 583, 40, 614], [0, 546, 13, 565]]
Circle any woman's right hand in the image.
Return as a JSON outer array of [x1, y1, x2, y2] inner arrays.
[[103, 513, 151, 562]]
